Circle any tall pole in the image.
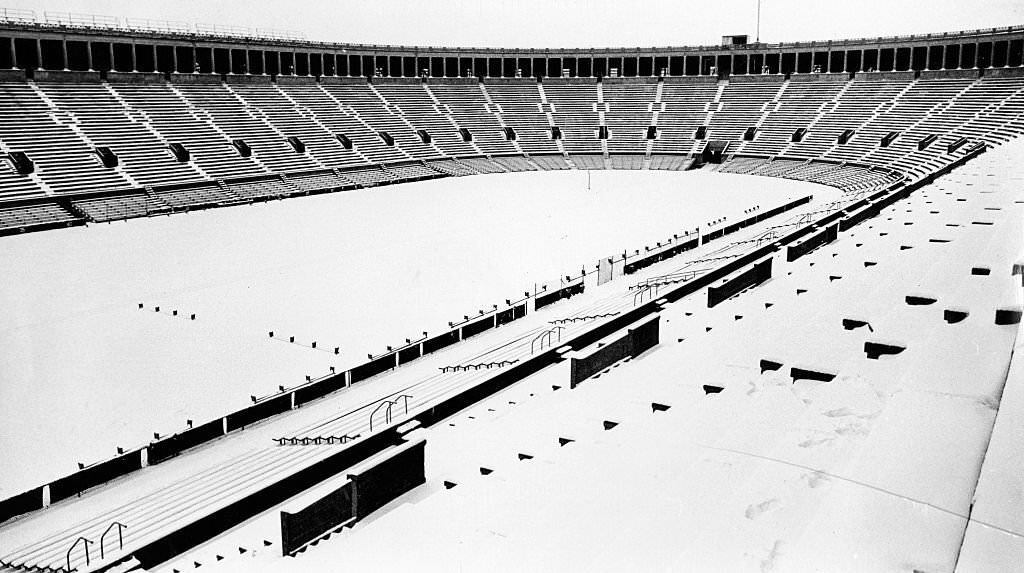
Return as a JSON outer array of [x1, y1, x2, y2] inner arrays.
[[756, 0, 761, 43]]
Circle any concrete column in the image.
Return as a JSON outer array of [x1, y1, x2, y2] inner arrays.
[[261, 50, 267, 75], [276, 50, 282, 76], [130, 42, 136, 72], [60, 39, 67, 70], [86, 41, 93, 71], [36, 38, 43, 70], [172, 46, 178, 73], [9, 37, 16, 70], [227, 48, 233, 74], [108, 42, 114, 72]]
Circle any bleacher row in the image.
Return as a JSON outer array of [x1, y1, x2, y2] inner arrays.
[[0, 70, 1021, 234]]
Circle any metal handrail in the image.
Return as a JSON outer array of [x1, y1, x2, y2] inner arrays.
[[368, 400, 394, 432], [66, 536, 93, 572], [99, 521, 127, 560]]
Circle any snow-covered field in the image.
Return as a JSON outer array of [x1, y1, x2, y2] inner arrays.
[[0, 169, 808, 496]]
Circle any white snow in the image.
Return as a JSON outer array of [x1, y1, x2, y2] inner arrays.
[[0, 169, 805, 496], [149, 141, 1024, 572]]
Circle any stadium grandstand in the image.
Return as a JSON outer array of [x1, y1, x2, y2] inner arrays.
[[0, 2, 1022, 571]]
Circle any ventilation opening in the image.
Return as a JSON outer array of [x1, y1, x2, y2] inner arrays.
[[864, 341, 906, 359], [790, 367, 836, 383], [603, 420, 619, 431], [94, 146, 118, 168], [944, 309, 968, 324], [881, 131, 899, 147], [759, 359, 783, 373], [598, 126, 609, 140], [918, 133, 938, 151], [285, 137, 305, 153], [416, 129, 431, 144], [458, 127, 472, 142], [502, 126, 516, 141], [651, 402, 670, 412], [443, 480, 457, 489], [7, 151, 33, 174], [550, 126, 562, 140], [791, 127, 806, 142], [377, 131, 395, 146], [518, 453, 534, 460], [695, 125, 708, 140], [995, 308, 1023, 326], [558, 437, 574, 447], [842, 318, 870, 331], [743, 126, 757, 141], [972, 267, 991, 276], [168, 143, 190, 162], [702, 384, 724, 395], [905, 295, 937, 306], [479, 467, 493, 475], [838, 129, 855, 145], [335, 133, 353, 149], [231, 139, 251, 158], [646, 126, 658, 140]]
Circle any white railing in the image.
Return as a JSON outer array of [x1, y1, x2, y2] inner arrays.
[[0, 8, 306, 41], [43, 10, 120, 29], [0, 6, 33, 23]]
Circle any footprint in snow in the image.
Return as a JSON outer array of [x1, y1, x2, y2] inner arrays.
[[745, 498, 780, 520]]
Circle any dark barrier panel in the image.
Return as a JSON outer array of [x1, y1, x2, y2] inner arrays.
[[295, 374, 347, 407], [496, 307, 515, 326], [398, 345, 422, 366], [461, 315, 495, 340], [624, 238, 699, 275], [702, 228, 724, 243], [0, 487, 43, 524], [707, 257, 773, 308], [226, 393, 292, 433], [535, 282, 585, 310], [349, 438, 427, 520], [570, 316, 661, 388], [280, 479, 355, 556], [416, 351, 564, 427], [496, 303, 527, 327], [629, 316, 660, 356], [422, 330, 460, 355], [49, 449, 144, 503], [149, 419, 225, 465], [570, 333, 632, 388], [350, 353, 398, 384], [787, 224, 839, 261], [133, 427, 404, 568]]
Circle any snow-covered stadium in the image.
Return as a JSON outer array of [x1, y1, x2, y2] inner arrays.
[[0, 2, 1022, 571]]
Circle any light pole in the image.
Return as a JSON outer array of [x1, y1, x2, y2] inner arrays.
[[756, 0, 762, 43]]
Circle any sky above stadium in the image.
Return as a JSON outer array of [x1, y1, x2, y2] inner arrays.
[[4, 0, 1023, 48]]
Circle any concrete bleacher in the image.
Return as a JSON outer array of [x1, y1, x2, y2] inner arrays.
[[111, 79, 265, 180], [174, 82, 322, 174], [603, 79, 657, 155], [483, 82, 560, 155], [73, 193, 169, 222], [0, 201, 79, 232], [426, 82, 518, 156], [653, 79, 718, 155], [38, 82, 207, 187], [0, 83, 132, 195], [543, 81, 601, 154], [0, 71, 1021, 232]]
